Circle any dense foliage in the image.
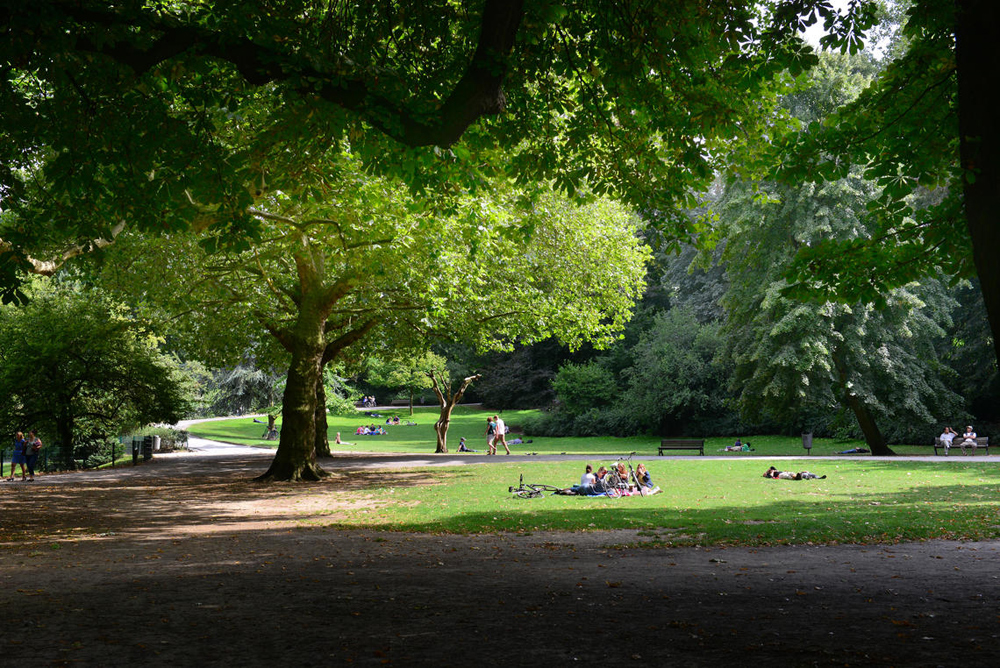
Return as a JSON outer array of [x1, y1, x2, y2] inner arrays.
[[0, 282, 192, 468]]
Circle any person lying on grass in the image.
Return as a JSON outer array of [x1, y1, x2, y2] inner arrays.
[[763, 466, 826, 480]]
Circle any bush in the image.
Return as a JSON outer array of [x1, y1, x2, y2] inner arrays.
[[552, 362, 618, 416], [145, 426, 190, 451]]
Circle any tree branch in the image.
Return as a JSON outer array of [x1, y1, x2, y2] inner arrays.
[[61, 0, 526, 148], [322, 318, 378, 364], [1, 221, 127, 276]]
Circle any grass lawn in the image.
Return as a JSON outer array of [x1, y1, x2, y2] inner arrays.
[[186, 410, 1000, 545], [322, 458, 1000, 545], [188, 405, 901, 457]]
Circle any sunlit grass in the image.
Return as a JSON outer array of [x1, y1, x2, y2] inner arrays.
[[188, 407, 896, 457], [185, 415, 1000, 544], [322, 459, 1000, 545]]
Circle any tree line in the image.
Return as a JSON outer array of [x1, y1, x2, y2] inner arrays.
[[3, 1, 997, 474]]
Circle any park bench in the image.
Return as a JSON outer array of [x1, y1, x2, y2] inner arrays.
[[658, 439, 705, 456], [934, 436, 989, 456], [390, 399, 410, 407]]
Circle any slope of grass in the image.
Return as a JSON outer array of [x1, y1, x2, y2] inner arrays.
[[188, 406, 891, 456]]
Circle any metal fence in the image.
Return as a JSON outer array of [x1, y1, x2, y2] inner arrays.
[[2, 438, 143, 477], [1, 445, 51, 478]]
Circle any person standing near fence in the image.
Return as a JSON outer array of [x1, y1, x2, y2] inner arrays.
[[7, 432, 28, 481], [25, 430, 43, 481]]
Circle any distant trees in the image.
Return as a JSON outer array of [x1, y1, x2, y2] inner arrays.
[[364, 353, 444, 416], [710, 50, 968, 453], [715, 175, 965, 454], [204, 365, 284, 417], [526, 49, 987, 446], [620, 309, 732, 436], [527, 305, 734, 438]]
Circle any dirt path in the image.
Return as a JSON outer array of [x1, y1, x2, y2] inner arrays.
[[2, 443, 999, 666]]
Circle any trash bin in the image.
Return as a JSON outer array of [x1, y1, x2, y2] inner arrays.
[[152, 435, 161, 452], [802, 432, 813, 454]]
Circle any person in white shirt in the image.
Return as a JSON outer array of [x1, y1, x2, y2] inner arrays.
[[580, 464, 596, 487], [959, 425, 978, 455], [939, 426, 956, 454], [493, 414, 510, 455]]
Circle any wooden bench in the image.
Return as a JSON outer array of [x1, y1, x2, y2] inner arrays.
[[934, 436, 989, 456], [659, 439, 705, 456], [390, 399, 410, 407]]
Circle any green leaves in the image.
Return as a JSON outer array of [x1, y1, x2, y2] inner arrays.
[[0, 281, 193, 465]]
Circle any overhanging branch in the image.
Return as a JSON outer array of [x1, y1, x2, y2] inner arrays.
[[62, 0, 526, 148], [1, 221, 126, 276]]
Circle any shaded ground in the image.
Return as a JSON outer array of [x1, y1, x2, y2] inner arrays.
[[2, 444, 999, 666]]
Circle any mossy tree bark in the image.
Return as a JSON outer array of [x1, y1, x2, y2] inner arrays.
[[257, 293, 330, 481], [257, 242, 353, 482]]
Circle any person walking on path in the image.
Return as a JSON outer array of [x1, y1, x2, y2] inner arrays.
[[493, 415, 510, 455], [25, 430, 43, 481], [485, 417, 497, 455], [7, 432, 28, 481]]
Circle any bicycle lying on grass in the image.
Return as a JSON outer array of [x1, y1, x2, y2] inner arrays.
[[603, 451, 645, 498], [508, 474, 564, 499]]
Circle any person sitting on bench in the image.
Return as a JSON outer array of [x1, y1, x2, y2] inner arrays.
[[958, 425, 978, 455]]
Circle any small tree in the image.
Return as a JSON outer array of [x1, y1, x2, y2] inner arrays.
[[426, 369, 481, 454], [621, 308, 732, 436], [552, 362, 619, 417]]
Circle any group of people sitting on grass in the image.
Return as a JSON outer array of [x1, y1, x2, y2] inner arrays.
[[719, 438, 754, 452], [562, 463, 662, 496], [355, 425, 387, 436]]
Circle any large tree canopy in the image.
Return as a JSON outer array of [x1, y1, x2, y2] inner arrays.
[[751, 0, 1000, 366], [100, 152, 651, 478], [0, 0, 878, 300]]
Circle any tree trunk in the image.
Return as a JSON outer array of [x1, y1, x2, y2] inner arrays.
[[258, 297, 330, 482], [409, 391, 414, 416], [843, 392, 892, 455], [314, 376, 331, 457], [833, 352, 893, 455], [433, 407, 454, 454], [428, 371, 481, 453], [56, 410, 74, 470], [956, 0, 1000, 368]]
